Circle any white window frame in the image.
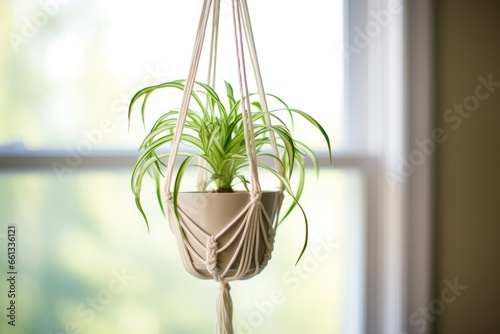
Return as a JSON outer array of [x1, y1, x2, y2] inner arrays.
[[344, 0, 434, 333]]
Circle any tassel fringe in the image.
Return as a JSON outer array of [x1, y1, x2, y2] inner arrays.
[[216, 282, 233, 334]]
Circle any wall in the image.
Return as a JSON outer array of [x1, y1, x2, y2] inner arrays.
[[434, 0, 500, 333]]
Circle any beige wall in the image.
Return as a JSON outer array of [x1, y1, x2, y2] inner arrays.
[[434, 0, 500, 333]]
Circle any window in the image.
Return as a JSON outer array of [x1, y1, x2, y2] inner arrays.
[[1, 0, 433, 333]]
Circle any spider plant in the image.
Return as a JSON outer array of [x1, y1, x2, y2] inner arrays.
[[128, 79, 331, 261]]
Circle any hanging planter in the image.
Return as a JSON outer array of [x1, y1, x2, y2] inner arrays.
[[175, 191, 283, 274], [128, 0, 331, 333]]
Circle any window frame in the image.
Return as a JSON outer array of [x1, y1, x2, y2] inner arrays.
[[344, 0, 434, 333]]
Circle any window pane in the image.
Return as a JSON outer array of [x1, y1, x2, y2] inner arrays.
[[1, 0, 344, 151], [0, 168, 362, 333]]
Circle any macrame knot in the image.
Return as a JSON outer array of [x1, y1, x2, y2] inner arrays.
[[206, 236, 219, 276], [164, 192, 173, 202], [219, 281, 230, 292], [250, 191, 261, 203]]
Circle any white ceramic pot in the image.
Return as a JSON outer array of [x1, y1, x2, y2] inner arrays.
[[173, 191, 283, 273]]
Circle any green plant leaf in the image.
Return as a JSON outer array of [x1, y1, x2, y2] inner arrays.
[[173, 156, 197, 220]]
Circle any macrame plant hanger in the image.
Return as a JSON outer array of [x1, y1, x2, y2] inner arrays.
[[163, 0, 285, 333]]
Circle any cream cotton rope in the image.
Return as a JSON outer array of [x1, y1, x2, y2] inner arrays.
[[162, 1, 284, 333]]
